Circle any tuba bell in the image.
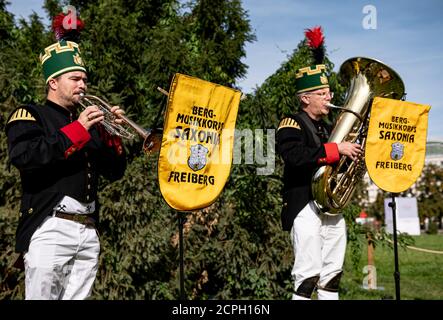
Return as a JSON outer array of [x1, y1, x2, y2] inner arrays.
[[311, 57, 405, 215], [78, 94, 162, 154]]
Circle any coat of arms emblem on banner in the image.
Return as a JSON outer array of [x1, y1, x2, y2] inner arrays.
[[390, 142, 404, 161], [188, 144, 208, 171]]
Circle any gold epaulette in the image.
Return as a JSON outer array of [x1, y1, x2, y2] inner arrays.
[[7, 108, 36, 124], [278, 117, 301, 130]]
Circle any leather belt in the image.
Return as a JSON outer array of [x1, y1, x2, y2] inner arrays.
[[54, 212, 96, 227]]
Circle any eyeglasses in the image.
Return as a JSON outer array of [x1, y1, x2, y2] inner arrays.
[[305, 91, 334, 99]]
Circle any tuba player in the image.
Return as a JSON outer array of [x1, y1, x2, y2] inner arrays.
[[276, 27, 361, 300]]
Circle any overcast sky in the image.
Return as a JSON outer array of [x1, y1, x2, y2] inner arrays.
[[6, 0, 443, 140]]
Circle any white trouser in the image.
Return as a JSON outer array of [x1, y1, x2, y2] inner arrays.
[[290, 201, 346, 300], [23, 215, 100, 300]]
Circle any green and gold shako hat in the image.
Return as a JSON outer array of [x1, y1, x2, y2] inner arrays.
[[295, 26, 329, 93], [40, 12, 86, 83], [40, 40, 86, 83], [295, 64, 329, 93]]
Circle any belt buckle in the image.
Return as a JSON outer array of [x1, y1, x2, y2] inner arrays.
[[81, 215, 95, 227], [73, 214, 89, 225]]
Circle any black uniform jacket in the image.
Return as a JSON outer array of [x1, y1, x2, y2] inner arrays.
[[5, 100, 127, 252], [276, 110, 339, 231]]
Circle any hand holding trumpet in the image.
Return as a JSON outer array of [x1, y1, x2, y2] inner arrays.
[[77, 94, 161, 154], [78, 94, 135, 139], [78, 105, 125, 131]]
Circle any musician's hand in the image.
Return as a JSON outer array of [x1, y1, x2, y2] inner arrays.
[[78, 105, 104, 130], [337, 142, 362, 161], [110, 106, 125, 125]]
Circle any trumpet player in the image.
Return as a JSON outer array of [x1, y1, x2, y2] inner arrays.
[[4, 13, 126, 299], [276, 27, 361, 300]]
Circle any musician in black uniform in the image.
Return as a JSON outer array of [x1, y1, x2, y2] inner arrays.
[[277, 65, 361, 300], [5, 16, 127, 299], [276, 27, 361, 300]]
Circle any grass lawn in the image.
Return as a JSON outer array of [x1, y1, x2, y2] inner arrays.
[[341, 234, 443, 300]]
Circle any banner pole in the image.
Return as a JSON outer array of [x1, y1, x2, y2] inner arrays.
[[178, 211, 186, 300], [366, 231, 376, 289], [388, 193, 401, 300]]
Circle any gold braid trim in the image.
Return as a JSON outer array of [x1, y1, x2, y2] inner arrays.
[[278, 118, 301, 130], [8, 108, 36, 124]]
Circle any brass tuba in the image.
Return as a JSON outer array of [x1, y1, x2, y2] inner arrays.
[[311, 57, 405, 215], [78, 94, 162, 154]]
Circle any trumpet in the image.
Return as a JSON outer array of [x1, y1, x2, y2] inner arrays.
[[78, 93, 162, 154]]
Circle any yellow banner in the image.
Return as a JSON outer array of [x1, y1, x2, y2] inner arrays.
[[158, 73, 241, 211], [365, 97, 431, 193]]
